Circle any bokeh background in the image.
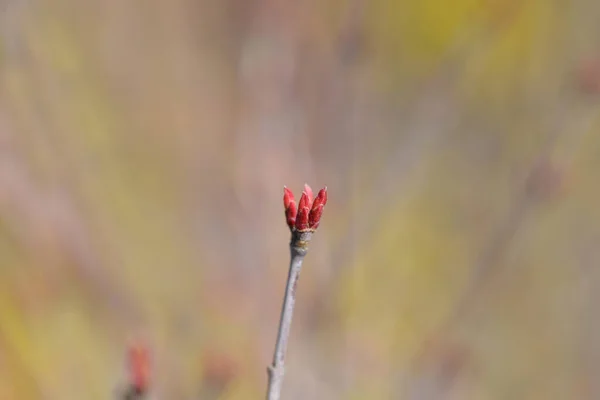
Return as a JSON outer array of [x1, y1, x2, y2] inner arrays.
[[1, 0, 600, 398]]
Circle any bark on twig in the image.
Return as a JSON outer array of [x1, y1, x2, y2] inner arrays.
[[266, 230, 312, 400]]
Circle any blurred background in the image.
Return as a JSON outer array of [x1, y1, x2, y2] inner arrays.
[[1, 0, 600, 398]]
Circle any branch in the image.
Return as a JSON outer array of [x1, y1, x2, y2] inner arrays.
[[266, 185, 327, 400], [266, 230, 310, 400]]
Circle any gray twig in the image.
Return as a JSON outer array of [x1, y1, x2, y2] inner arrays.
[[266, 230, 312, 400]]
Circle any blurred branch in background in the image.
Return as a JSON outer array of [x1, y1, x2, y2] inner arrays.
[[309, 0, 526, 332], [402, 84, 598, 399]]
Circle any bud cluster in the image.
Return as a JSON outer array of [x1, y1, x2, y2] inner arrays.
[[283, 184, 328, 232]]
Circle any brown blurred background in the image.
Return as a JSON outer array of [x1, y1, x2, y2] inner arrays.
[[1, 0, 600, 398]]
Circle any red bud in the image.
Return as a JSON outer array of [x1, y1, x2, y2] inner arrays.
[[295, 206, 310, 231], [285, 201, 297, 229], [303, 183, 314, 205], [283, 186, 295, 209], [128, 342, 151, 394], [308, 187, 327, 229], [312, 187, 327, 209], [295, 191, 312, 231], [297, 191, 309, 211], [308, 204, 324, 229], [283, 187, 297, 229]]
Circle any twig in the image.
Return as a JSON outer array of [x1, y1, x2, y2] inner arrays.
[[122, 387, 145, 400], [266, 185, 328, 400], [266, 230, 311, 400]]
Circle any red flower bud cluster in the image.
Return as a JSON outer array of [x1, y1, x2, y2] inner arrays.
[[283, 184, 327, 232]]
